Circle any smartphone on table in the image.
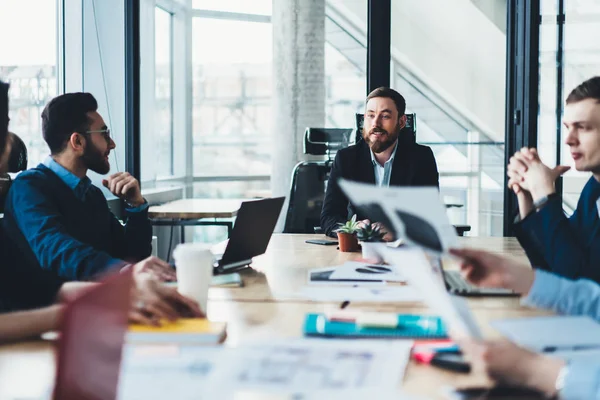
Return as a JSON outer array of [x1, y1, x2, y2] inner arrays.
[[305, 239, 338, 246]]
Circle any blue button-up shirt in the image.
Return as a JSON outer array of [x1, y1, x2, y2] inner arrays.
[[43, 157, 148, 212], [369, 141, 398, 187], [522, 269, 600, 399]]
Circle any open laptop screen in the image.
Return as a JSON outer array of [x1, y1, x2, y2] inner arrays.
[[218, 197, 285, 268]]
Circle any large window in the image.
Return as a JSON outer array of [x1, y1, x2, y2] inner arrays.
[[538, 0, 600, 212], [154, 7, 174, 177], [0, 0, 58, 168], [191, 12, 272, 199], [389, 0, 507, 236], [192, 0, 271, 15], [325, 1, 367, 129]]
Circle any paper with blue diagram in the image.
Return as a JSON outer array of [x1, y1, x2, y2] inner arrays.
[[338, 179, 459, 254]]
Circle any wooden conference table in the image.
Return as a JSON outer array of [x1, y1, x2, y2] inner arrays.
[[0, 235, 548, 400], [148, 198, 244, 240]]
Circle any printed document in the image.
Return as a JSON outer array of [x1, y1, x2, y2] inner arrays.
[[338, 179, 458, 254]]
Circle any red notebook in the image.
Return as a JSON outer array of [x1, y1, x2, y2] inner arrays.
[[52, 269, 132, 400]]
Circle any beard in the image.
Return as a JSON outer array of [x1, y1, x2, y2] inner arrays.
[[362, 122, 401, 154], [82, 141, 110, 175]]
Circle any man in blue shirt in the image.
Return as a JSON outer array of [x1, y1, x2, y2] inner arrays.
[[0, 81, 202, 339], [508, 76, 600, 282], [451, 247, 600, 400], [3, 92, 174, 283]]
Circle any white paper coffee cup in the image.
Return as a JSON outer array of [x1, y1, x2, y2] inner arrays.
[[172, 243, 214, 314]]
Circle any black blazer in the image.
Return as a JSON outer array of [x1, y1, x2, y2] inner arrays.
[[320, 139, 440, 237]]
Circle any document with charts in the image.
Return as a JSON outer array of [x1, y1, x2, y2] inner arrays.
[[338, 179, 458, 254], [208, 338, 413, 397], [118, 340, 413, 399]]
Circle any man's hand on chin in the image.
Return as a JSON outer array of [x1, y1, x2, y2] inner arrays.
[[102, 172, 145, 207]]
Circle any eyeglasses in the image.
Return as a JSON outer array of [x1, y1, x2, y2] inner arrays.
[[83, 129, 112, 142]]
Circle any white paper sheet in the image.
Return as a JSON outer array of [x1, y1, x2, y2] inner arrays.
[[117, 340, 419, 400], [338, 179, 458, 254], [491, 316, 600, 352], [117, 345, 228, 400], [378, 246, 483, 340], [208, 338, 413, 398], [546, 348, 600, 363], [292, 285, 422, 302]]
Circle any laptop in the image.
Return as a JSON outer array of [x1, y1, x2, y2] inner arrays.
[[53, 269, 132, 400], [213, 197, 285, 274], [432, 257, 518, 297]]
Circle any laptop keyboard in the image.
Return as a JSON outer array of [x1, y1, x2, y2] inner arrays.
[[445, 270, 478, 291], [444, 270, 515, 295]]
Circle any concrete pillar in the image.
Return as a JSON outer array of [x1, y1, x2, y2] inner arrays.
[[272, 0, 326, 231]]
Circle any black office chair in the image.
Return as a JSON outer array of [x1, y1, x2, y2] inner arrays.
[[356, 113, 471, 237], [283, 128, 353, 234], [0, 133, 28, 213]]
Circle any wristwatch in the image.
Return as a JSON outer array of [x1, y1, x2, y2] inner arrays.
[[533, 192, 559, 211], [555, 364, 569, 396]]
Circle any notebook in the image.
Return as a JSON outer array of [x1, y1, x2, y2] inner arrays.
[[303, 313, 447, 339], [128, 318, 227, 344]]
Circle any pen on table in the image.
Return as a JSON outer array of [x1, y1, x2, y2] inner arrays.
[[542, 344, 600, 353]]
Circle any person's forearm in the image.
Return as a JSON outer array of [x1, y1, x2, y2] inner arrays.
[[56, 282, 97, 303], [525, 354, 563, 397], [520, 198, 588, 279], [523, 270, 600, 321], [517, 192, 534, 219], [0, 305, 63, 342]]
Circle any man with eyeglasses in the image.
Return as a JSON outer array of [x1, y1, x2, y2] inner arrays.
[[2, 92, 175, 284]]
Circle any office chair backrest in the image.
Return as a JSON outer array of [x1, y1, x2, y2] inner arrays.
[[0, 133, 28, 213], [284, 128, 354, 233], [355, 113, 417, 144], [8, 133, 27, 172], [283, 161, 331, 233], [304, 128, 353, 160]]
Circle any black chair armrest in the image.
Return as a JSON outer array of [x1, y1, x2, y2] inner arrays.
[[453, 225, 471, 237]]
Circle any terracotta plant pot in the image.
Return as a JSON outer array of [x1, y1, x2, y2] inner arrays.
[[337, 232, 359, 252]]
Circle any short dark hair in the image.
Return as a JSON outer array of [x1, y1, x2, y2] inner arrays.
[[566, 76, 600, 105], [0, 81, 9, 159], [41, 92, 98, 154], [366, 87, 407, 116]]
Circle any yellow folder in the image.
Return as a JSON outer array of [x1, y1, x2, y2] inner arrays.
[[127, 318, 227, 344]]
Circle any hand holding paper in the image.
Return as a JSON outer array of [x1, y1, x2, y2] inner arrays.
[[449, 248, 535, 294]]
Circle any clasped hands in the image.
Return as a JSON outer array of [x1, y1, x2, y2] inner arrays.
[[507, 147, 570, 202]]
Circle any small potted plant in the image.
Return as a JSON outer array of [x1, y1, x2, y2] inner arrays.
[[336, 214, 360, 252], [356, 222, 385, 263]]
